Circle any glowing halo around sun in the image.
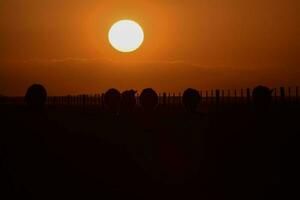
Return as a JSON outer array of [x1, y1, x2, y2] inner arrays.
[[108, 20, 144, 53]]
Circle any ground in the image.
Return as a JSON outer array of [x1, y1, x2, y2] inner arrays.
[[0, 103, 299, 199]]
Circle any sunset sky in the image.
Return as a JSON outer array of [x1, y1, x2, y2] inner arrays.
[[0, 0, 299, 96]]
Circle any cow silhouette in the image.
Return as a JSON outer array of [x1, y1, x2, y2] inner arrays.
[[104, 88, 121, 114], [139, 88, 158, 111], [182, 88, 201, 113], [25, 84, 47, 111], [121, 90, 137, 113], [252, 85, 273, 110]]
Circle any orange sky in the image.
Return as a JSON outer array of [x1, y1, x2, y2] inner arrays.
[[0, 0, 299, 95]]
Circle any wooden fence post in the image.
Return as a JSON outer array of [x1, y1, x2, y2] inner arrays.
[[163, 92, 167, 106], [173, 93, 176, 106], [67, 95, 70, 105], [101, 93, 105, 108], [247, 88, 251, 104], [273, 88, 277, 104], [288, 87, 291, 102], [216, 89, 220, 104], [178, 92, 182, 105], [199, 91, 202, 104], [280, 87, 285, 103], [137, 93, 140, 106], [158, 93, 161, 104], [96, 94, 99, 106], [234, 89, 237, 104], [221, 90, 225, 101], [228, 90, 231, 104], [240, 89, 244, 104], [296, 87, 299, 103]]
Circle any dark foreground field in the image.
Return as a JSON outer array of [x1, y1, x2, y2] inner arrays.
[[0, 104, 299, 200]]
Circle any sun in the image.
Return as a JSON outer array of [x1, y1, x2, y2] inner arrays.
[[108, 20, 144, 53]]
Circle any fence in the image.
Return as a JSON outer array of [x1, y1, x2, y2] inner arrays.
[[1, 86, 299, 106]]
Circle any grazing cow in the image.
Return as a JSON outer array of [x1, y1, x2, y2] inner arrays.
[[252, 85, 273, 110], [121, 90, 137, 113], [104, 88, 121, 114], [182, 88, 201, 113], [139, 88, 158, 112], [25, 84, 47, 111]]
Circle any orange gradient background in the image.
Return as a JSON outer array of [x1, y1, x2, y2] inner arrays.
[[0, 0, 299, 95]]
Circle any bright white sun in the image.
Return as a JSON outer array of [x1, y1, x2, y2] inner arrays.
[[108, 20, 144, 53]]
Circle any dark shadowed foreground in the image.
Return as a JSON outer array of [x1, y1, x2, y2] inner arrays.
[[0, 100, 299, 199]]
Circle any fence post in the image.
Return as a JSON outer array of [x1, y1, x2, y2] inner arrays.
[[172, 93, 176, 106], [240, 89, 244, 104], [67, 95, 70, 105], [221, 90, 225, 100], [47, 97, 50, 105], [296, 87, 299, 103], [288, 87, 291, 103], [280, 87, 285, 104], [158, 93, 161, 104], [273, 88, 277, 104], [163, 92, 167, 106], [101, 93, 105, 108], [83, 95, 87, 108], [206, 90, 209, 104], [247, 88, 251, 104], [216, 89, 220, 104], [233, 89, 236, 104], [178, 92, 182, 105]]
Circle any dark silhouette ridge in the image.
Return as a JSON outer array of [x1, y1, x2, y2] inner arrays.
[[25, 84, 47, 111], [0, 94, 7, 104], [1, 83, 298, 199], [104, 88, 121, 114], [252, 85, 273, 111], [139, 88, 158, 112], [182, 88, 201, 113], [121, 90, 137, 113]]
